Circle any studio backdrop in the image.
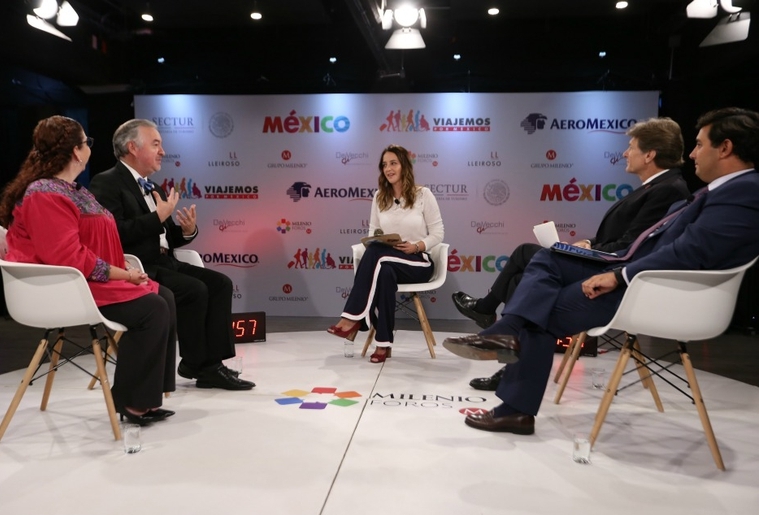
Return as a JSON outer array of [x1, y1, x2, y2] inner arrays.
[[133, 91, 659, 318]]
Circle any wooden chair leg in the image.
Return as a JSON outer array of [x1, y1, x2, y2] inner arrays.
[[90, 327, 121, 441], [88, 330, 120, 390], [553, 335, 576, 383], [411, 293, 436, 358], [0, 335, 50, 442], [680, 344, 725, 470], [632, 341, 664, 412], [590, 334, 636, 448], [361, 327, 376, 357], [553, 332, 586, 404], [40, 331, 65, 411]]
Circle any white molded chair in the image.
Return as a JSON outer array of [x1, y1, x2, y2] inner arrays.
[[351, 243, 449, 358], [174, 248, 204, 268], [586, 257, 758, 470], [0, 257, 126, 442]]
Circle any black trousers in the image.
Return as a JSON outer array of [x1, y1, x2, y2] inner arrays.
[[98, 285, 177, 410], [149, 255, 235, 367], [489, 243, 542, 306], [342, 243, 433, 345]]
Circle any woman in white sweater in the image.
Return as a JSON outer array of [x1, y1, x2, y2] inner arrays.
[[327, 145, 444, 363]]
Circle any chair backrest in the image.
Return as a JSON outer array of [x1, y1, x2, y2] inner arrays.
[[588, 257, 759, 342], [351, 243, 449, 292], [124, 253, 144, 272], [0, 258, 126, 332], [0, 225, 8, 260], [174, 248, 205, 268]]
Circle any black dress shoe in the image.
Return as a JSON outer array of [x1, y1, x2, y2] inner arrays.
[[469, 366, 506, 391], [179, 360, 240, 379], [465, 410, 535, 435], [196, 364, 255, 390], [144, 408, 175, 420], [452, 292, 496, 329], [442, 334, 521, 363], [116, 406, 154, 426]]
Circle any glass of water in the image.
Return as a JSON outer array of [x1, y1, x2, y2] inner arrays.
[[573, 433, 591, 464]]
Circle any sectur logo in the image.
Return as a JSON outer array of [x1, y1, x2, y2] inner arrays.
[[274, 387, 362, 409]]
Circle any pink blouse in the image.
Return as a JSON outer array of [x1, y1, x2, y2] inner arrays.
[[5, 178, 158, 306]]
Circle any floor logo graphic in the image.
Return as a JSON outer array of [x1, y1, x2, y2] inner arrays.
[[275, 387, 362, 409]]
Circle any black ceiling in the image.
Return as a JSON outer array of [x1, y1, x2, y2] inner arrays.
[[2, 0, 758, 96]]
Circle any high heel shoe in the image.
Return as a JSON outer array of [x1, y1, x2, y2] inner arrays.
[[327, 320, 361, 341], [369, 347, 392, 363], [116, 406, 155, 426]]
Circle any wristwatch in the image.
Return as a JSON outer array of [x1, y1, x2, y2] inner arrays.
[[612, 267, 626, 286]]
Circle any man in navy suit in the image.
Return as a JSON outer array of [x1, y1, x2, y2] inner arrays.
[[455, 117, 690, 390], [90, 119, 255, 391], [443, 107, 759, 434]]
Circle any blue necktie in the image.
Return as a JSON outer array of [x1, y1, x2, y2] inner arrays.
[[137, 177, 154, 194]]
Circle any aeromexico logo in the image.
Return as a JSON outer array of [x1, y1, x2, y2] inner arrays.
[[262, 110, 350, 133], [521, 113, 636, 134]]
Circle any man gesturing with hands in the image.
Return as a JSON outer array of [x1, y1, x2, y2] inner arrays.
[[90, 119, 254, 392]]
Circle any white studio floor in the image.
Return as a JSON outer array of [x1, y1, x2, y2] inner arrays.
[[1, 330, 758, 515]]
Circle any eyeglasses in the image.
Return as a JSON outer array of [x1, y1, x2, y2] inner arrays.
[[82, 137, 94, 148]]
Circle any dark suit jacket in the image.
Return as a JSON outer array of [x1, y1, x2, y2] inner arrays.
[[89, 162, 196, 268], [590, 169, 690, 252], [624, 169, 759, 279]]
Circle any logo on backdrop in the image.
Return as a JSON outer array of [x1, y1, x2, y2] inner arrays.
[[336, 286, 353, 298], [605, 150, 626, 166], [548, 221, 578, 237], [540, 178, 633, 202], [433, 116, 490, 132], [338, 219, 370, 236], [521, 113, 636, 134], [467, 151, 501, 167], [158, 177, 202, 199], [200, 252, 259, 268], [424, 183, 469, 202], [275, 387, 362, 409], [207, 152, 241, 167], [471, 220, 506, 235], [204, 183, 259, 199], [213, 218, 247, 233], [287, 248, 339, 269], [268, 284, 309, 303], [336, 151, 371, 165], [448, 249, 509, 273], [276, 219, 312, 235], [286, 182, 375, 202], [268, 150, 307, 169], [262, 110, 350, 133], [483, 179, 510, 206], [232, 284, 243, 300], [162, 153, 182, 167], [379, 109, 431, 132], [208, 112, 234, 138], [152, 116, 195, 134], [531, 149, 574, 169], [410, 151, 439, 167]]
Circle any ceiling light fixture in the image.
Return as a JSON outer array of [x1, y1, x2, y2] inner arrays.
[[381, 4, 427, 50], [141, 3, 154, 22], [615, 1, 629, 9], [251, 1, 262, 20], [27, 1, 79, 41], [488, 8, 500, 16], [686, 0, 751, 46]]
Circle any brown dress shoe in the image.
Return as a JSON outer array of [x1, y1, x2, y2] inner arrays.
[[465, 410, 535, 435], [442, 334, 520, 363]]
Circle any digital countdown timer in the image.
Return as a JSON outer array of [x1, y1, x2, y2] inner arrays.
[[231, 312, 266, 343]]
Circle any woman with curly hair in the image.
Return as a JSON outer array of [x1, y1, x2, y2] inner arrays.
[[0, 115, 177, 426]]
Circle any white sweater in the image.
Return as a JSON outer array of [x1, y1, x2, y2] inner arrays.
[[368, 187, 444, 251]]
